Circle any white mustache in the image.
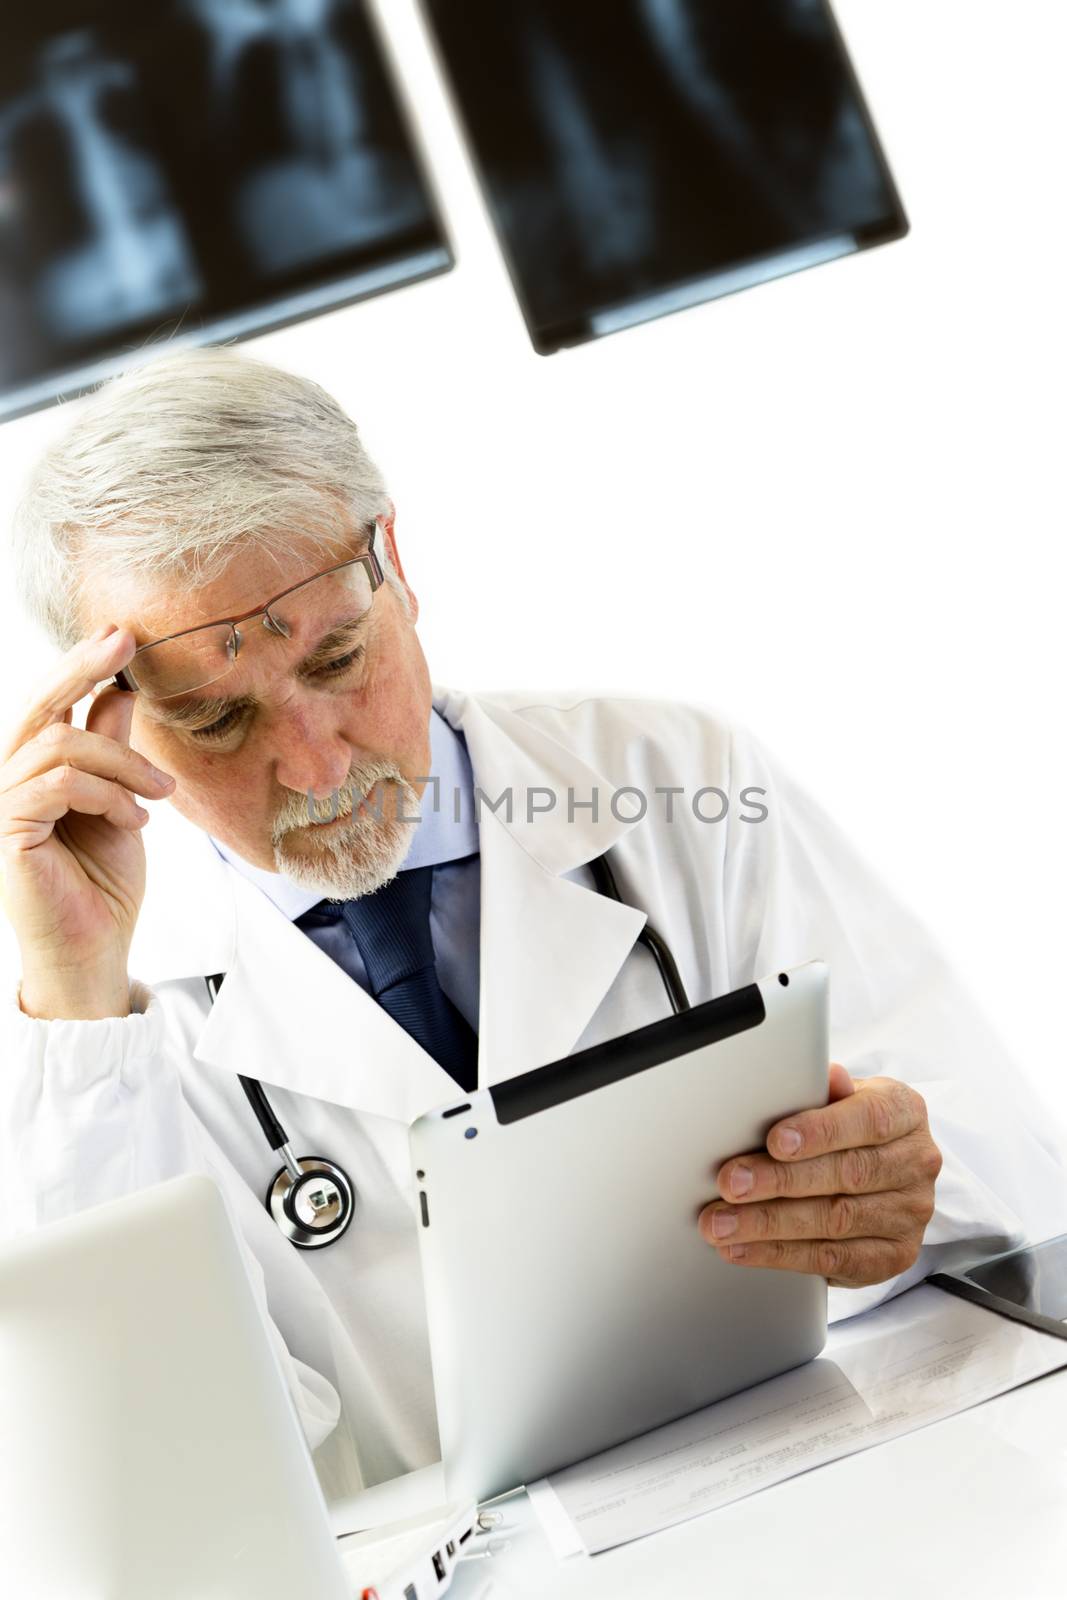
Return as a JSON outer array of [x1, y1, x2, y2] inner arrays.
[[271, 761, 411, 844]]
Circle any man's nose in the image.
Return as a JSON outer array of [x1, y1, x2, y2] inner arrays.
[[272, 712, 353, 800]]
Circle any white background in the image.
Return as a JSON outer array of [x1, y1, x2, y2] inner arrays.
[[1, 0, 1064, 1130]]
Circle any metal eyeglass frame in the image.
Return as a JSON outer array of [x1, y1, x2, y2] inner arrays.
[[113, 522, 386, 698]]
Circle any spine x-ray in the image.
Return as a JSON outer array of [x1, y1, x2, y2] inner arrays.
[[0, 2, 451, 422], [422, 0, 908, 352]]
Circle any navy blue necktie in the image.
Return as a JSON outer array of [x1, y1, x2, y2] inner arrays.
[[301, 865, 479, 1093]]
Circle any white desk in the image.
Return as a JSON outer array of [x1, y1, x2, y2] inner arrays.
[[448, 1363, 1067, 1600]]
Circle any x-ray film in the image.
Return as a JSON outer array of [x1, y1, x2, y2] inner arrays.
[[0, 2, 451, 421], [422, 0, 908, 352]]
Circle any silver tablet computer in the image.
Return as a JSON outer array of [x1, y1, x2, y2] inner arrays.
[[411, 959, 830, 1500]]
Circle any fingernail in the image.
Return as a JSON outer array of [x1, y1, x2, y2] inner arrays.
[[729, 1164, 754, 1198], [90, 624, 117, 642], [777, 1128, 802, 1156], [727, 1245, 748, 1262], [149, 765, 175, 788], [711, 1210, 738, 1239]]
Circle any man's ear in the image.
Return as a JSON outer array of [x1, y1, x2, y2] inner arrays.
[[380, 501, 418, 622]]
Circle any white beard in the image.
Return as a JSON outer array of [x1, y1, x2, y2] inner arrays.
[[271, 759, 422, 899]]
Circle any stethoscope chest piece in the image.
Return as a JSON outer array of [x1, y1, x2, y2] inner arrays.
[[267, 1157, 356, 1249]]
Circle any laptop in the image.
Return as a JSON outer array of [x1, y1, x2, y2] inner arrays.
[[411, 959, 830, 1500], [0, 1175, 473, 1599]]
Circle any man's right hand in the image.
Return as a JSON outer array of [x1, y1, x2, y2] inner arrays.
[[0, 624, 176, 1020]]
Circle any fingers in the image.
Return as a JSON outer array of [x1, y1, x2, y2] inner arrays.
[[0, 625, 137, 765], [0, 723, 174, 804], [716, 1128, 934, 1204], [86, 683, 137, 747], [827, 1062, 856, 1103], [702, 1190, 896, 1247], [699, 1186, 932, 1252], [763, 1076, 927, 1164], [2, 766, 152, 850], [702, 1072, 940, 1289], [704, 1235, 918, 1290]]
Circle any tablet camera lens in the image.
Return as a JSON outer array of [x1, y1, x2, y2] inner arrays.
[[465, 1127, 478, 1140]]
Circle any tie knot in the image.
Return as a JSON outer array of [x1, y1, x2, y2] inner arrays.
[[325, 865, 436, 999]]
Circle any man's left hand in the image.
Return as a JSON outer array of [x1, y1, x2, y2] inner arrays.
[[698, 1065, 943, 1289]]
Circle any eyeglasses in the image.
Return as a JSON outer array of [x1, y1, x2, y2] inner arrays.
[[114, 524, 386, 702]]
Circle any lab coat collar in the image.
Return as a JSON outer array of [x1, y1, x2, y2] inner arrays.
[[435, 686, 651, 1081], [432, 686, 647, 877], [130, 686, 651, 1118]]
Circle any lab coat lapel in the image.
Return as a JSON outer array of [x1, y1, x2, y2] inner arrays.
[[132, 796, 466, 1124], [192, 873, 465, 1123], [476, 822, 648, 1082], [436, 689, 651, 1085]]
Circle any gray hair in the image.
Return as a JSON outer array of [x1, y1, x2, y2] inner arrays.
[[12, 345, 401, 649]]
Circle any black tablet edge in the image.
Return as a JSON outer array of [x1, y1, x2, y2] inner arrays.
[[927, 1273, 1067, 1344], [489, 982, 766, 1126]]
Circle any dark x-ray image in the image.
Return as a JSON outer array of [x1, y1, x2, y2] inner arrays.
[[0, 2, 451, 421], [423, 0, 908, 352]]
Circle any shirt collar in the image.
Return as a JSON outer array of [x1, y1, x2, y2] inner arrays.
[[209, 706, 478, 921]]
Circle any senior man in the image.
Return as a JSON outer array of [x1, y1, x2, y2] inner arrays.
[[1, 348, 1063, 1506]]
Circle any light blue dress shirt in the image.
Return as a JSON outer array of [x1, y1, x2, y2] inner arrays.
[[210, 708, 482, 1031]]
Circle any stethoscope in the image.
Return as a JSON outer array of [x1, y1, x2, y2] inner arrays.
[[204, 849, 691, 1250]]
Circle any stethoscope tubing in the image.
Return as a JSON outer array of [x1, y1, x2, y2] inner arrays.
[[204, 971, 356, 1247], [586, 851, 690, 1016]]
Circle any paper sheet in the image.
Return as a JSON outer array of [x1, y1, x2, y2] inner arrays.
[[528, 1284, 1067, 1556]]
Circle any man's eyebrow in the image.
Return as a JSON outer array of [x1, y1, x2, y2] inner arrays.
[[148, 691, 254, 728], [298, 615, 367, 666], [147, 616, 368, 726]]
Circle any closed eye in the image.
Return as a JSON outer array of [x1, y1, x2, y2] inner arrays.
[[188, 705, 248, 742], [306, 644, 364, 679], [186, 646, 365, 741]]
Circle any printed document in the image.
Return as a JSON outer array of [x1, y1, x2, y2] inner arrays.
[[528, 1283, 1067, 1556]]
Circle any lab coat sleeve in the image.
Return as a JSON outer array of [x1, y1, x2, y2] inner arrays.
[[721, 721, 1067, 1323], [0, 978, 341, 1452]]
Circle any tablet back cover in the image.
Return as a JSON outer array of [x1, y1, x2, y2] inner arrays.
[[411, 960, 829, 1500]]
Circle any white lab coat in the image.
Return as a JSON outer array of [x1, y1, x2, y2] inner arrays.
[[2, 687, 1065, 1511]]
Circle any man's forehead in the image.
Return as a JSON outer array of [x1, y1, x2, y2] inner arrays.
[[94, 531, 367, 645]]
